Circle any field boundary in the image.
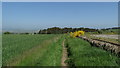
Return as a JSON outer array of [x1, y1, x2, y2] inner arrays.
[[79, 36, 120, 57]]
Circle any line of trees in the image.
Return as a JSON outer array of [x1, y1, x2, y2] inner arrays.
[[38, 27, 99, 34], [101, 27, 120, 31], [3, 32, 34, 35], [4, 27, 119, 34]]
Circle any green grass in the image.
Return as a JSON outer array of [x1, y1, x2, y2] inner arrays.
[[3, 34, 120, 66], [2, 34, 63, 66], [87, 29, 119, 35], [34, 36, 64, 66], [0, 35, 2, 67], [65, 37, 120, 66]]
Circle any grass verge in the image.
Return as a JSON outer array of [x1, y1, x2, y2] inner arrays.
[[65, 37, 120, 66]]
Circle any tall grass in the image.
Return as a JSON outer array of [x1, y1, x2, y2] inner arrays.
[[34, 36, 64, 66], [2, 34, 62, 66], [65, 37, 120, 66]]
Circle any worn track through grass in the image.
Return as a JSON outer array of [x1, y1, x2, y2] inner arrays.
[[6, 36, 59, 66], [61, 39, 68, 66]]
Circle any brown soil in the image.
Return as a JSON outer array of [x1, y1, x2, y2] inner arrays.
[[61, 39, 68, 66]]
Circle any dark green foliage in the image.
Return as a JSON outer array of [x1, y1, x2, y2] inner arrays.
[[38, 27, 99, 34], [97, 31, 102, 34], [24, 32, 29, 34], [116, 58, 120, 66], [4, 32, 12, 34]]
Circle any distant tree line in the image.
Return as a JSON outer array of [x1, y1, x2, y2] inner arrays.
[[4, 27, 119, 34], [100, 27, 120, 34], [4, 32, 13, 34], [101, 27, 120, 30], [38, 27, 99, 34], [3, 32, 35, 35]]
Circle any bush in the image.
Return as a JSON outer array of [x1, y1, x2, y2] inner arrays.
[[4, 32, 12, 34]]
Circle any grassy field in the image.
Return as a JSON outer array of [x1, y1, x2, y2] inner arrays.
[[3, 34, 63, 66], [100, 29, 119, 34], [2, 34, 120, 66], [65, 36, 120, 66], [88, 29, 119, 35]]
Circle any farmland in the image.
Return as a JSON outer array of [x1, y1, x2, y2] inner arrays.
[[2, 34, 120, 66], [2, 34, 63, 66], [2, 2, 120, 67]]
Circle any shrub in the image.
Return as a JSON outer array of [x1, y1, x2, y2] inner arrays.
[[70, 31, 85, 38]]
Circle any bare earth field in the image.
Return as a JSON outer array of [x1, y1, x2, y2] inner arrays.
[[91, 35, 119, 39]]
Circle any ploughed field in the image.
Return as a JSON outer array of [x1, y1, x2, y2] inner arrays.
[[85, 34, 119, 44], [92, 35, 119, 39], [2, 34, 120, 66]]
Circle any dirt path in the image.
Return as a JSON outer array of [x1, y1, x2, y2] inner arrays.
[[61, 39, 68, 66]]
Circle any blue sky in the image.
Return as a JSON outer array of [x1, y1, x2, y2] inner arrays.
[[0, 2, 2, 32], [2, 2, 118, 31]]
